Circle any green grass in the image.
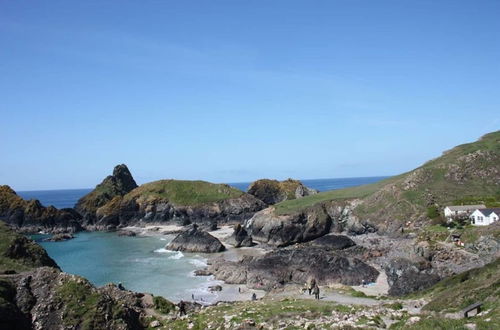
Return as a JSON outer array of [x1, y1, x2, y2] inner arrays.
[[56, 278, 127, 330], [273, 176, 399, 215], [125, 180, 244, 206]]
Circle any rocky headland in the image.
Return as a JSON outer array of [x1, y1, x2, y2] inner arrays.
[[247, 178, 318, 205]]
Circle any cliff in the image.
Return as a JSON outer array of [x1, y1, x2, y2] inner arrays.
[[0, 185, 82, 233]]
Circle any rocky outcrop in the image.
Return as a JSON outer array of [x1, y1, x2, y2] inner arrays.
[[0, 186, 82, 233], [309, 234, 356, 250], [42, 233, 74, 242], [167, 225, 225, 253], [0, 223, 59, 273], [75, 164, 138, 222], [385, 258, 440, 296], [0, 267, 145, 330], [247, 179, 318, 205], [85, 180, 266, 230], [246, 205, 332, 247], [226, 223, 253, 247], [208, 245, 379, 290]]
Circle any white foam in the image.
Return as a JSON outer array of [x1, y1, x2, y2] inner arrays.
[[189, 258, 208, 267], [153, 247, 170, 253], [168, 251, 184, 259], [160, 238, 167, 241]]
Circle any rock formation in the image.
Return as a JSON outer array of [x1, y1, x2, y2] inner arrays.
[[208, 245, 379, 290], [85, 179, 265, 230], [75, 164, 138, 223], [385, 258, 441, 296], [247, 178, 318, 205], [166, 225, 225, 253], [0, 186, 82, 233], [226, 223, 253, 247], [309, 234, 356, 250]]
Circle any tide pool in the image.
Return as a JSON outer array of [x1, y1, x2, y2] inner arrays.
[[32, 232, 221, 302]]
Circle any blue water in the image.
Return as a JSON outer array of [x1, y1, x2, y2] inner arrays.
[[31, 232, 219, 302], [18, 177, 388, 209], [18, 188, 92, 209]]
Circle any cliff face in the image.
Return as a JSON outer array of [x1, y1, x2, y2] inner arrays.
[[247, 178, 318, 205], [82, 179, 266, 230], [0, 186, 82, 233], [75, 164, 138, 222]]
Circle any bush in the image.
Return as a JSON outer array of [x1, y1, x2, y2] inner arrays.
[[426, 206, 440, 219], [153, 296, 175, 314]]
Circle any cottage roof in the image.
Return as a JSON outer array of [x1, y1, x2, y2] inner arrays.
[[475, 208, 500, 217], [446, 205, 486, 211]]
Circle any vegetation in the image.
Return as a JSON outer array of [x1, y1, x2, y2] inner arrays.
[[124, 180, 244, 206], [453, 194, 500, 208], [56, 278, 127, 330], [166, 299, 358, 329], [153, 295, 175, 314]]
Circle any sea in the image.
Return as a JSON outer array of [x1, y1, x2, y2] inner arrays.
[[18, 176, 387, 302]]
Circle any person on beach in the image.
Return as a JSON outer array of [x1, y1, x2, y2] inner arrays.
[[362, 279, 366, 288], [313, 285, 320, 300], [238, 287, 241, 294], [118, 282, 125, 290], [178, 300, 187, 316], [191, 293, 194, 300], [251, 293, 257, 301]]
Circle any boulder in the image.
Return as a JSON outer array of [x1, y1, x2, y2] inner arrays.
[[246, 205, 331, 247], [117, 230, 137, 237], [166, 225, 225, 253], [226, 224, 253, 247]]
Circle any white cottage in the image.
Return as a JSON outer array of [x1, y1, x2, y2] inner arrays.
[[470, 208, 500, 226], [443, 205, 486, 219]]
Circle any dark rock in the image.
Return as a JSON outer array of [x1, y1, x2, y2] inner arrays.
[[43, 233, 74, 242], [3, 235, 59, 270], [117, 230, 136, 237], [226, 224, 253, 247], [247, 179, 318, 205], [208, 285, 223, 292], [209, 246, 379, 290], [166, 225, 225, 253], [194, 268, 212, 276], [310, 235, 356, 250], [385, 258, 441, 296]]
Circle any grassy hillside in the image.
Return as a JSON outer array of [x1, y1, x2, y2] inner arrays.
[[274, 131, 500, 225], [124, 180, 245, 206]]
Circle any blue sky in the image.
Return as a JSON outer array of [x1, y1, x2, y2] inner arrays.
[[1, 1, 499, 190]]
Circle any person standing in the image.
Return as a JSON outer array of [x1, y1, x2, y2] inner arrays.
[[178, 300, 187, 316], [313, 285, 320, 300]]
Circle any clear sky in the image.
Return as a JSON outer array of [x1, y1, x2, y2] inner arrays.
[[1, 1, 499, 191]]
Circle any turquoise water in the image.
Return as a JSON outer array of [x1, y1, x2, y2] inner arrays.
[[32, 232, 220, 302]]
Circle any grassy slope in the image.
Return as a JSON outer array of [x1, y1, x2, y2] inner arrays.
[[275, 131, 500, 216], [124, 180, 245, 206]]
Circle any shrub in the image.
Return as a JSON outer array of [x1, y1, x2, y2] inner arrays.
[[426, 206, 440, 219], [153, 296, 175, 314]]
